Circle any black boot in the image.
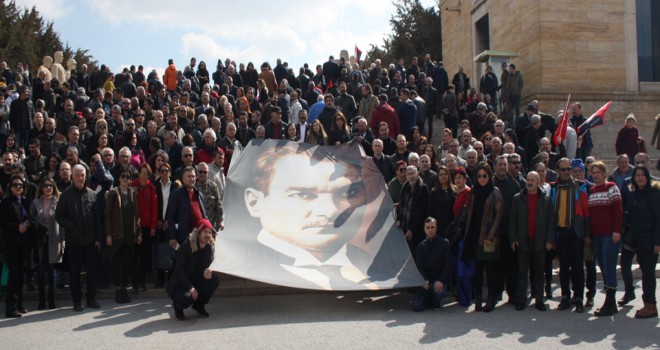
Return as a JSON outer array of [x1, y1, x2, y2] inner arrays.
[[48, 291, 56, 310], [595, 288, 617, 317], [115, 288, 125, 304], [483, 296, 497, 313], [37, 295, 46, 310], [618, 291, 636, 306], [475, 295, 483, 312], [121, 288, 132, 303]]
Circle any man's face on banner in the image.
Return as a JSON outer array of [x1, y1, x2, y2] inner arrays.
[[245, 153, 365, 258]]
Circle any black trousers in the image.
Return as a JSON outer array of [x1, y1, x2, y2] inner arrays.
[[474, 260, 499, 298], [620, 247, 636, 294], [171, 273, 220, 311], [517, 245, 546, 302], [36, 244, 56, 301], [585, 259, 597, 299], [134, 228, 153, 288], [544, 249, 556, 291], [556, 228, 584, 299], [637, 250, 658, 305], [68, 243, 98, 303], [498, 233, 518, 299], [112, 243, 134, 288], [426, 113, 435, 143], [4, 240, 28, 313]]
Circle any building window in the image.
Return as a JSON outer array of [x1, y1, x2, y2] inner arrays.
[[637, 0, 660, 82]]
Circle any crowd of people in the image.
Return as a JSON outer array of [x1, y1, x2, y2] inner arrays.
[[0, 53, 658, 321]]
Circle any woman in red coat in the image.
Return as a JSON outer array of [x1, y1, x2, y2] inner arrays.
[[131, 164, 158, 291], [615, 114, 646, 161]]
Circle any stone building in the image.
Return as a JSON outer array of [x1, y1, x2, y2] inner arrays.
[[440, 0, 660, 161]]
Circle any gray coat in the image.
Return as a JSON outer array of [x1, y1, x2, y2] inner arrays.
[[30, 197, 64, 264]]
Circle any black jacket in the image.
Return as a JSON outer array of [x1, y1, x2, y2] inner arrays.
[[0, 195, 29, 244], [415, 236, 454, 285], [629, 183, 660, 252], [397, 177, 430, 241], [166, 238, 214, 297], [55, 185, 99, 246]]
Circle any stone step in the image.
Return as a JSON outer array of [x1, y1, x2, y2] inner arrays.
[[12, 264, 656, 301]]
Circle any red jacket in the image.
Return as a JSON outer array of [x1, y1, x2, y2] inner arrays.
[[370, 104, 400, 138], [131, 179, 158, 229]]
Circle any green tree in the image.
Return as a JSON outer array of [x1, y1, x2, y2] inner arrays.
[[0, 0, 96, 80], [366, 0, 442, 66]]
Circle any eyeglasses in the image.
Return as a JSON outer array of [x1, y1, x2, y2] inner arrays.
[[99, 126, 107, 129], [558, 167, 571, 172], [11, 183, 24, 188], [198, 170, 208, 174], [136, 114, 145, 117], [397, 168, 406, 172], [160, 168, 170, 173], [103, 153, 113, 157]]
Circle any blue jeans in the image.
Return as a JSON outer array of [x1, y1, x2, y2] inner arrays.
[[593, 235, 621, 289], [412, 283, 449, 311]]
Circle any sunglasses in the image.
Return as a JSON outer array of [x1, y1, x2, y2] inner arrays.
[[126, 123, 135, 127], [476, 174, 489, 179], [136, 114, 145, 117], [160, 168, 170, 173], [11, 183, 24, 188], [397, 168, 406, 172], [44, 183, 54, 188]]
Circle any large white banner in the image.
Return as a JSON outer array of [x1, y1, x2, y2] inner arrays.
[[211, 139, 423, 290]]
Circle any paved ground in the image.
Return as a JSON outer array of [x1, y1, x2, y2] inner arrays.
[[0, 279, 658, 350]]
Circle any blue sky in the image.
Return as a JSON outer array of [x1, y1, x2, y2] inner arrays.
[[15, 0, 438, 77]]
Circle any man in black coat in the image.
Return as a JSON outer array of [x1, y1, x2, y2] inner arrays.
[[397, 166, 430, 258], [9, 85, 35, 150], [412, 217, 454, 311], [509, 172, 556, 311], [322, 56, 340, 86], [55, 164, 101, 311], [263, 106, 287, 140], [493, 155, 522, 302]]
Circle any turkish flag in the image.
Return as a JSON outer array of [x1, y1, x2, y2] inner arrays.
[[355, 44, 362, 62], [553, 94, 571, 145]]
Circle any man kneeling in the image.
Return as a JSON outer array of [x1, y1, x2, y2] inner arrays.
[[167, 219, 220, 320], [412, 217, 454, 311]]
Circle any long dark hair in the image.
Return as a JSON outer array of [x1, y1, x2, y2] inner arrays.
[[631, 165, 652, 190]]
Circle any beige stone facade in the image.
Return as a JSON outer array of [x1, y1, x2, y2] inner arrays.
[[440, 0, 660, 162]]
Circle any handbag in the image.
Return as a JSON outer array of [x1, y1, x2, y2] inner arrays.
[[483, 238, 498, 253], [152, 242, 174, 271], [445, 207, 467, 245]]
